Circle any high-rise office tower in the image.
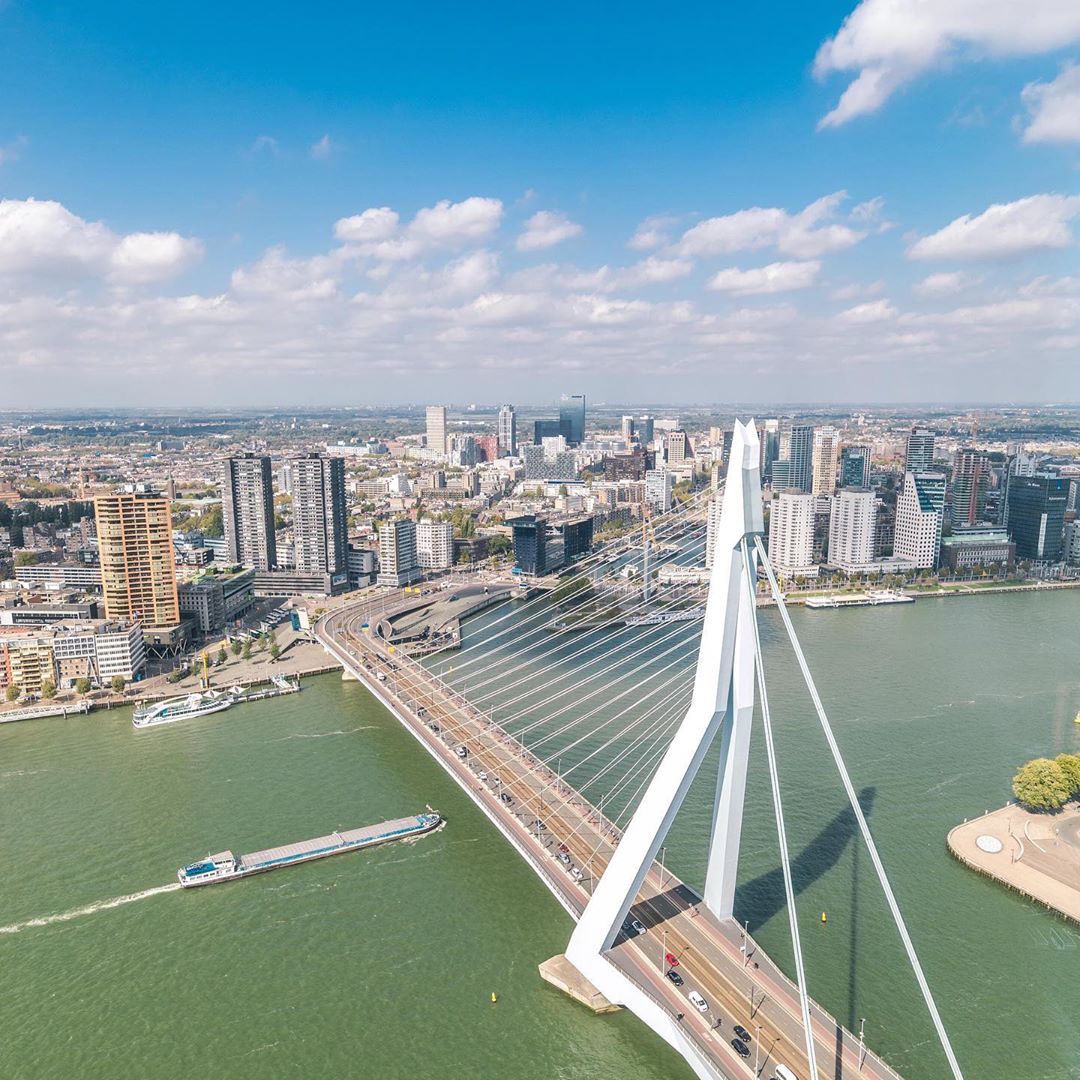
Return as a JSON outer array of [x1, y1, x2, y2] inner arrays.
[[664, 430, 690, 466], [767, 491, 816, 574], [621, 415, 636, 441], [1007, 474, 1068, 562], [761, 419, 780, 482], [95, 486, 179, 628], [559, 394, 586, 446], [290, 455, 348, 576], [951, 448, 991, 528], [894, 472, 946, 568], [787, 424, 814, 493], [497, 404, 517, 456], [377, 519, 422, 586], [839, 445, 871, 489], [811, 426, 840, 495], [905, 427, 936, 473], [221, 454, 277, 570], [426, 405, 448, 456], [637, 415, 655, 446], [828, 489, 876, 565]]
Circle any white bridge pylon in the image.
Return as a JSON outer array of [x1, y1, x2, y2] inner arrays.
[[565, 418, 764, 1080]]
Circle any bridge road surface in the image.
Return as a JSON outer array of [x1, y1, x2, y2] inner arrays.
[[318, 591, 905, 1080]]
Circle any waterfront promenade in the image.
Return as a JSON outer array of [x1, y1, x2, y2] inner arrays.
[[318, 589, 904, 1080], [948, 802, 1080, 925]]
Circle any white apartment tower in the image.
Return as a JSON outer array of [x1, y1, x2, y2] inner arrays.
[[894, 472, 946, 569], [221, 454, 277, 570], [705, 494, 725, 569], [377, 519, 422, 587], [767, 490, 816, 576], [416, 520, 454, 570], [426, 405, 448, 456], [497, 404, 517, 456], [828, 489, 877, 566], [811, 426, 840, 496], [645, 468, 674, 513]]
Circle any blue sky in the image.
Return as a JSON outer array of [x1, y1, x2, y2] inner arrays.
[[1, 1, 1079, 406]]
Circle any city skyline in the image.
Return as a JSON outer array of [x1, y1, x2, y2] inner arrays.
[[2, 3, 1079, 406]]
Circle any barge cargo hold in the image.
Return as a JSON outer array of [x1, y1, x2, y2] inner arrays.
[[178, 812, 442, 887]]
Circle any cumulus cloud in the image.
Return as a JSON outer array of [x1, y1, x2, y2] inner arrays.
[[1021, 63, 1080, 143], [814, 0, 1080, 128], [516, 210, 583, 251], [836, 298, 897, 322], [706, 260, 821, 296], [628, 214, 678, 251], [907, 194, 1080, 260], [612, 256, 693, 289], [332, 197, 503, 262], [912, 270, 982, 296], [0, 198, 203, 283], [677, 192, 867, 259]]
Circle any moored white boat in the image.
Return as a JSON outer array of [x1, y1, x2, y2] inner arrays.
[[132, 691, 234, 729]]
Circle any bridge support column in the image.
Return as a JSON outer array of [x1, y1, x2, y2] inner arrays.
[[563, 421, 763, 1078]]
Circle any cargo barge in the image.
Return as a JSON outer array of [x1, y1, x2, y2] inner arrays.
[[178, 812, 442, 887]]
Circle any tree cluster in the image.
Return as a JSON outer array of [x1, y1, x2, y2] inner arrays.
[[1012, 754, 1080, 811]]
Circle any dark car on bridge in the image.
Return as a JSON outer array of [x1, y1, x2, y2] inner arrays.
[[734, 1025, 752, 1042], [730, 1039, 750, 1058], [665, 969, 683, 986]]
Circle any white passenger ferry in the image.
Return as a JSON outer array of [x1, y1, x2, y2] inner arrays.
[[132, 690, 236, 729]]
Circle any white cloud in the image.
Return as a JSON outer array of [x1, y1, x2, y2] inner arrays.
[[230, 246, 341, 301], [814, 0, 1080, 128], [0, 198, 202, 283], [912, 270, 982, 296], [628, 214, 678, 251], [1021, 62, 1080, 143], [334, 207, 401, 244], [109, 232, 205, 284], [249, 135, 280, 156], [907, 194, 1080, 260], [332, 197, 503, 262], [836, 299, 897, 322], [677, 192, 866, 259], [516, 210, 583, 252], [411, 197, 503, 244], [309, 134, 335, 160], [707, 260, 821, 296], [612, 256, 693, 289]]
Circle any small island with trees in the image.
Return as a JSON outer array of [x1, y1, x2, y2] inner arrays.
[[947, 752, 1080, 925]]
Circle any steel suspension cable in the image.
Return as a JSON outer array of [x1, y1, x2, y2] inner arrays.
[[753, 534, 966, 1080]]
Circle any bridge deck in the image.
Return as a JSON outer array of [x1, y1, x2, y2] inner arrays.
[[319, 592, 904, 1080]]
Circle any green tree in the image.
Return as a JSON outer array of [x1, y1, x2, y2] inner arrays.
[[74, 677, 91, 695], [216, 647, 227, 666], [242, 640, 253, 661], [5, 684, 20, 702], [110, 674, 126, 694], [40, 678, 56, 699], [1055, 753, 1080, 796], [230, 639, 243, 657], [269, 640, 281, 662], [14, 551, 39, 567], [1012, 758, 1072, 811]]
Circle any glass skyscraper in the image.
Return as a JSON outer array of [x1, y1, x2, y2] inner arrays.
[[559, 394, 586, 446]]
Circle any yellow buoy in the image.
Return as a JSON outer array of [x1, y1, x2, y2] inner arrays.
[[821, 911, 827, 924], [490, 992, 498, 1004]]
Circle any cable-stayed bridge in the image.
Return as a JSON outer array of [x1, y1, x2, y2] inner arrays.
[[316, 420, 964, 1080]]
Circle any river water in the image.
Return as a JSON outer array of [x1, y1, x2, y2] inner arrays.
[[2, 591, 1079, 1080]]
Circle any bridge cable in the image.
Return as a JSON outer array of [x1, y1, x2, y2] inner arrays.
[[741, 538, 821, 1080], [753, 534, 966, 1080]]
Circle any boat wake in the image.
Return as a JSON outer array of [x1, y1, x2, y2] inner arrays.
[[276, 726, 378, 741], [0, 883, 181, 936]]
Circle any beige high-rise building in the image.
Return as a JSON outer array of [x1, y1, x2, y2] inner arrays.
[[811, 426, 840, 495], [95, 486, 179, 628], [426, 405, 448, 456]]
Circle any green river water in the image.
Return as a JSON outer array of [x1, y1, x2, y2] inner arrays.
[[2, 591, 1079, 1080]]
